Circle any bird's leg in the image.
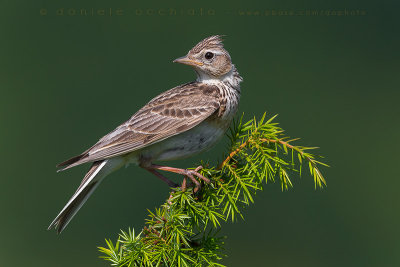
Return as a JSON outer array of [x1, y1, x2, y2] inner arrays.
[[149, 164, 210, 192], [143, 167, 179, 188], [151, 164, 210, 183]]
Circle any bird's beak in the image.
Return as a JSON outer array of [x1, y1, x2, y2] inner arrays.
[[173, 56, 204, 66]]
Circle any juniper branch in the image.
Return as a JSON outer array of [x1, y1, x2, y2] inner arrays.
[[99, 113, 328, 266]]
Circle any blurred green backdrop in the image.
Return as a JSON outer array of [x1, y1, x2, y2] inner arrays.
[[1, 0, 399, 266]]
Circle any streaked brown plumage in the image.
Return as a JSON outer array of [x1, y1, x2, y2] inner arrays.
[[49, 35, 243, 233]]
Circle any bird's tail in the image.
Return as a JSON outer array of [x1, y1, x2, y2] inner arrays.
[[48, 158, 123, 234]]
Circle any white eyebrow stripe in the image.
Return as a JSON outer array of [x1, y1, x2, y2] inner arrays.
[[192, 49, 224, 56]]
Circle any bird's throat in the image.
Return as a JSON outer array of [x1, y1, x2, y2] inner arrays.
[[195, 65, 242, 92]]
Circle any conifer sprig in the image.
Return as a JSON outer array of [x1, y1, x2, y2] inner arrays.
[[99, 113, 328, 266]]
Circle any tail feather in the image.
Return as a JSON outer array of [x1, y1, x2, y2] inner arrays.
[[49, 181, 100, 234], [56, 153, 89, 172], [57, 154, 86, 168], [48, 159, 120, 234]]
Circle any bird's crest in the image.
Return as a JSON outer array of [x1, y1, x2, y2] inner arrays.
[[190, 35, 225, 54]]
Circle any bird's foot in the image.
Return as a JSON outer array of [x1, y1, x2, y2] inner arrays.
[[147, 164, 210, 193], [181, 166, 210, 192]]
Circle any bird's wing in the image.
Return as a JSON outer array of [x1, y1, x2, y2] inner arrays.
[[57, 82, 222, 170]]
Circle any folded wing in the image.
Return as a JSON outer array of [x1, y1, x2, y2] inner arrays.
[[58, 82, 221, 170]]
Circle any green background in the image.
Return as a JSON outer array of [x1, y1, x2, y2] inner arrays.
[[1, 0, 398, 266]]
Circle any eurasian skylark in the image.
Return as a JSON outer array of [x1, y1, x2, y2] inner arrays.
[[49, 35, 243, 233]]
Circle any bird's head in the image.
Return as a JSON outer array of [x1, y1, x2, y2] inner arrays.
[[173, 35, 233, 81]]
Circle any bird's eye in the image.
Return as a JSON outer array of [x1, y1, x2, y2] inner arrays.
[[204, 52, 214, 60]]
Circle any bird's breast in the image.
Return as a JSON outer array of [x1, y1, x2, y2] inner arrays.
[[216, 83, 240, 123]]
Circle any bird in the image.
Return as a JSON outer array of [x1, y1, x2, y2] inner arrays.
[[48, 35, 243, 234]]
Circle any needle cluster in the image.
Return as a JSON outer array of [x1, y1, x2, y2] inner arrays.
[[99, 113, 328, 266]]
